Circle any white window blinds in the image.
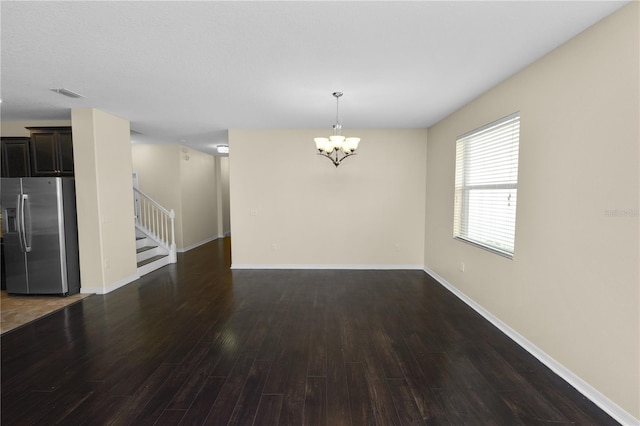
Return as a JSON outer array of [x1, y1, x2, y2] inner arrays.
[[453, 113, 520, 258]]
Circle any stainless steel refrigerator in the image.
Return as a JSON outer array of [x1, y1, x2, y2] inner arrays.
[[1, 177, 80, 295]]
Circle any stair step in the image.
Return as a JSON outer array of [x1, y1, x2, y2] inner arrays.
[[134, 228, 173, 276], [136, 245, 157, 254], [137, 254, 168, 268], [136, 236, 149, 249]]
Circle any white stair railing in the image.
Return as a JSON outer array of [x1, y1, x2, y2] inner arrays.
[[133, 188, 177, 263]]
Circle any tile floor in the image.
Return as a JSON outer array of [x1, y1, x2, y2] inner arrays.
[[0, 291, 91, 334]]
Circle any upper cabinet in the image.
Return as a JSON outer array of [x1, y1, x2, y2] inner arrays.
[[26, 127, 74, 177], [1, 137, 32, 177]]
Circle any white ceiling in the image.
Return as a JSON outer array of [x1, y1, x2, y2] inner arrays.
[[0, 1, 628, 156]]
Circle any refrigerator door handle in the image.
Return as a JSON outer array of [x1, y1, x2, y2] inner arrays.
[[17, 194, 26, 253], [19, 193, 32, 252]]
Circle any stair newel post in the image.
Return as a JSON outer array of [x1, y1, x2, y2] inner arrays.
[[169, 209, 177, 263], [161, 214, 166, 246]]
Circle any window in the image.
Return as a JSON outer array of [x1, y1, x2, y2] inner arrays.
[[453, 113, 520, 258]]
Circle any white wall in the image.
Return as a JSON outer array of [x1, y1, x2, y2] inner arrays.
[[424, 2, 638, 419], [228, 129, 427, 268]]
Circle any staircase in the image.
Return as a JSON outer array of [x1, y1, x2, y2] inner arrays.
[[136, 230, 172, 276], [134, 188, 177, 276]]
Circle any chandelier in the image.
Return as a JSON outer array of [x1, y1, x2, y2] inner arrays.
[[314, 92, 360, 167]]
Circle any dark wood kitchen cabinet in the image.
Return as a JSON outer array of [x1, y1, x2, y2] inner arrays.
[[27, 127, 74, 177], [1, 137, 32, 177]]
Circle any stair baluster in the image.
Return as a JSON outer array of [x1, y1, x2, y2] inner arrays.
[[133, 187, 177, 266]]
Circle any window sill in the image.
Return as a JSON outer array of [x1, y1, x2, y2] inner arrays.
[[454, 237, 514, 259]]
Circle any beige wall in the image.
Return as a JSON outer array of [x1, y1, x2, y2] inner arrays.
[[424, 2, 639, 419], [1, 115, 138, 293], [131, 144, 184, 247], [229, 128, 427, 267], [1, 120, 72, 136], [214, 156, 231, 238], [219, 156, 231, 236], [179, 147, 218, 250], [72, 108, 138, 294], [131, 144, 221, 250]]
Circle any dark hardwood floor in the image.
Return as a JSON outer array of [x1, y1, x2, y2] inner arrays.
[[1, 238, 618, 425]]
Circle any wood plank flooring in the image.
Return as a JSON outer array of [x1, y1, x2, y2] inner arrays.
[[1, 238, 619, 425]]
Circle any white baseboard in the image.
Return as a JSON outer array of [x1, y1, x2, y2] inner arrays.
[[230, 264, 424, 270], [423, 266, 639, 426], [178, 236, 220, 253], [80, 273, 140, 295]]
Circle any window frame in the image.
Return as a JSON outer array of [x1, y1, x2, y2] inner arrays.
[[453, 112, 520, 259]]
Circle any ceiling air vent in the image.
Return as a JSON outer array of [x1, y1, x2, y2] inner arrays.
[[50, 88, 84, 99]]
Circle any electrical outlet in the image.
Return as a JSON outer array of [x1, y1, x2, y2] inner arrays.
[[250, 209, 258, 217], [272, 243, 278, 251], [459, 262, 465, 272]]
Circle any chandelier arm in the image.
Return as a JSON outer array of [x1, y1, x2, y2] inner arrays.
[[317, 152, 340, 167], [337, 152, 357, 165]]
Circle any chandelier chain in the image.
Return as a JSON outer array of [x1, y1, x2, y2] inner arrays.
[[314, 91, 359, 167], [334, 92, 342, 134]]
